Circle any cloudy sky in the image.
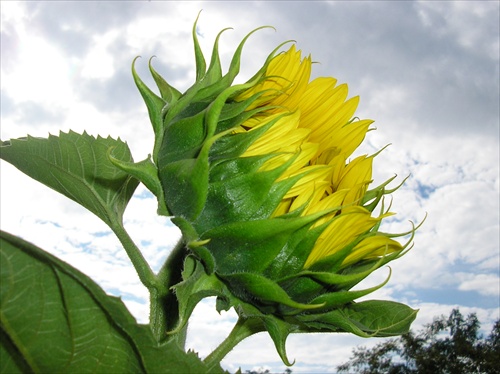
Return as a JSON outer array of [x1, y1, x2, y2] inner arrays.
[[1, 1, 499, 372]]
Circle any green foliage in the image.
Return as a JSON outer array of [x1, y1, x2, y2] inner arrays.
[[245, 369, 292, 374], [0, 231, 218, 373], [0, 131, 139, 227], [337, 308, 500, 374]]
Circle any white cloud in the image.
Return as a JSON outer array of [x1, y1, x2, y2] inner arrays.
[[0, 3, 27, 38], [1, 34, 74, 105], [81, 30, 118, 79], [122, 187, 182, 272], [457, 273, 500, 297], [186, 298, 238, 357]]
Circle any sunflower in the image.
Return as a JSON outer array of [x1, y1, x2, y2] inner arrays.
[[129, 21, 419, 365]]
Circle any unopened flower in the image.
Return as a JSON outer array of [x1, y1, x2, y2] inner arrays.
[[120, 20, 419, 364]]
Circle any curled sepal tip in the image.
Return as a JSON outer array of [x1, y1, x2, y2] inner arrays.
[[148, 57, 181, 104], [131, 56, 167, 162], [192, 12, 206, 81], [261, 315, 297, 367], [308, 268, 392, 310]]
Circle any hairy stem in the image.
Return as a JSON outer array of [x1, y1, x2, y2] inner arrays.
[[112, 222, 188, 343], [111, 222, 157, 289]]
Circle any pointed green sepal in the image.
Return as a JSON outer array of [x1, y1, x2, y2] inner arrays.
[[160, 156, 209, 221], [132, 57, 167, 162], [169, 257, 228, 335], [202, 27, 230, 86], [191, 26, 274, 104], [297, 254, 388, 290], [197, 158, 301, 233], [192, 12, 206, 82], [208, 111, 287, 163], [308, 268, 391, 310], [298, 300, 418, 337], [149, 57, 182, 104], [108, 152, 169, 216], [158, 110, 207, 164], [222, 272, 324, 311], [265, 224, 325, 281], [187, 244, 216, 275], [260, 315, 298, 366], [200, 211, 330, 274]]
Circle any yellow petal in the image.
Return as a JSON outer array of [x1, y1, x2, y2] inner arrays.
[[283, 165, 332, 199], [304, 206, 378, 268], [243, 111, 301, 156], [318, 119, 373, 158], [238, 45, 312, 111], [341, 236, 403, 268], [308, 96, 360, 142]]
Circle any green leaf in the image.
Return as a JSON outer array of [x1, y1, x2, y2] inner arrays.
[[0, 131, 139, 227], [298, 300, 418, 337], [0, 230, 219, 373]]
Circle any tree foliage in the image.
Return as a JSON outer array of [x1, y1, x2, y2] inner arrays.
[[337, 308, 500, 374], [245, 369, 292, 374]]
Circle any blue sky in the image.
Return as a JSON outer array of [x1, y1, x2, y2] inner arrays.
[[1, 1, 499, 372]]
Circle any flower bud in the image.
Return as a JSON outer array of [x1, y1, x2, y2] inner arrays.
[[130, 19, 420, 364]]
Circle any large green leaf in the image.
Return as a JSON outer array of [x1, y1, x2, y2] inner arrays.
[[0, 231, 219, 373], [0, 131, 139, 227]]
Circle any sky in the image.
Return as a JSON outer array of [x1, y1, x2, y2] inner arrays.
[[1, 1, 499, 372]]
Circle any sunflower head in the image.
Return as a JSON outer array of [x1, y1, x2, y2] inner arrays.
[[128, 19, 419, 365]]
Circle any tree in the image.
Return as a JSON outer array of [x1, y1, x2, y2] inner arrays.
[[245, 369, 292, 374], [337, 309, 500, 374]]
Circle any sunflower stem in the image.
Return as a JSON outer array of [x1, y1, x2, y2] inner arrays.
[[111, 222, 157, 289]]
